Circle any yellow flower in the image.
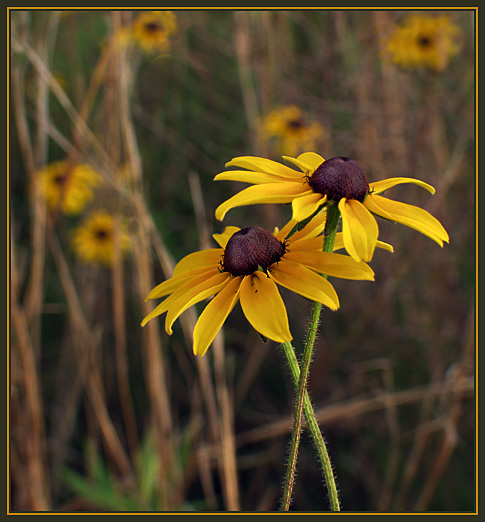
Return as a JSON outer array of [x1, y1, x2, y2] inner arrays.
[[71, 211, 131, 267], [259, 105, 327, 157], [38, 161, 101, 215], [131, 11, 177, 53], [214, 153, 449, 262], [141, 214, 375, 356], [383, 14, 461, 72]]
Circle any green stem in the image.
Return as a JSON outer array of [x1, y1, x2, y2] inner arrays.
[[280, 341, 341, 511], [280, 204, 341, 512]]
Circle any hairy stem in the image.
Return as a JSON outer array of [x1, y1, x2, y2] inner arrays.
[[280, 204, 341, 511]]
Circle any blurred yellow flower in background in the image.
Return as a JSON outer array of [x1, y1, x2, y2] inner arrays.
[[259, 105, 328, 157], [71, 211, 131, 267], [383, 14, 461, 72], [131, 11, 177, 52], [38, 160, 102, 215]]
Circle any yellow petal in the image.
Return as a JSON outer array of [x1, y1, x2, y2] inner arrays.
[[213, 227, 240, 249], [339, 198, 379, 262], [193, 276, 242, 356], [291, 193, 327, 222], [239, 271, 292, 343], [146, 265, 218, 300], [376, 240, 394, 253], [289, 209, 327, 242], [214, 170, 292, 184], [141, 300, 171, 327], [143, 269, 227, 325], [297, 152, 325, 170], [333, 233, 394, 254], [365, 194, 449, 245], [283, 152, 325, 172], [273, 219, 298, 241], [369, 177, 436, 195], [172, 248, 223, 277], [165, 272, 232, 335], [289, 236, 324, 252], [270, 260, 339, 310], [215, 182, 311, 221], [225, 156, 302, 179], [283, 251, 374, 280]]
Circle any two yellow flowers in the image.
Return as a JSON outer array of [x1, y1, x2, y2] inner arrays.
[[142, 151, 448, 357]]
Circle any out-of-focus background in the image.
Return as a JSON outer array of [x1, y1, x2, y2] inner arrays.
[[9, 9, 475, 512]]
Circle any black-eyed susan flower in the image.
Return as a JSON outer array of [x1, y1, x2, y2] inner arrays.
[[214, 153, 449, 263], [259, 105, 327, 157], [383, 14, 461, 72], [131, 11, 177, 53], [141, 214, 375, 356], [71, 211, 131, 267], [38, 160, 101, 215]]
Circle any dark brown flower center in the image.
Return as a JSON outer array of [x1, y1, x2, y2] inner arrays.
[[222, 226, 286, 276], [95, 228, 110, 241], [287, 118, 304, 130], [53, 173, 67, 185], [144, 22, 162, 33], [417, 35, 433, 48], [308, 156, 369, 203]]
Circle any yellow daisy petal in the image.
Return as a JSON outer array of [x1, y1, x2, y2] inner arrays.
[[289, 236, 324, 252], [289, 210, 327, 242], [283, 251, 374, 281], [239, 271, 292, 343], [273, 219, 298, 241], [270, 260, 339, 310], [165, 272, 232, 335], [173, 248, 223, 276], [225, 156, 302, 179], [213, 227, 240, 249], [141, 300, 171, 327], [376, 240, 394, 253], [369, 177, 435, 195], [282, 152, 325, 172], [291, 193, 327, 222], [214, 170, 296, 184], [364, 194, 449, 245], [144, 268, 224, 325], [339, 198, 379, 262], [215, 182, 311, 221], [146, 265, 218, 300], [333, 233, 394, 254], [193, 276, 242, 356]]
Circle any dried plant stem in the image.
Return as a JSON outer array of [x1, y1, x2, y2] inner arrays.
[[213, 337, 240, 511], [112, 215, 139, 459], [10, 228, 51, 511], [281, 204, 341, 512], [47, 223, 134, 483], [11, 61, 46, 358]]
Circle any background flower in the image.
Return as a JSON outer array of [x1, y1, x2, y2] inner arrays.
[[131, 11, 177, 53], [258, 105, 328, 157], [71, 211, 131, 266], [38, 160, 101, 215], [382, 14, 462, 72]]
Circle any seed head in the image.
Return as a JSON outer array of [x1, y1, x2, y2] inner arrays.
[[309, 156, 369, 202], [223, 227, 286, 276]]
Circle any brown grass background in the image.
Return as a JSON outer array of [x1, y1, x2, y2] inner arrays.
[[9, 9, 475, 512]]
